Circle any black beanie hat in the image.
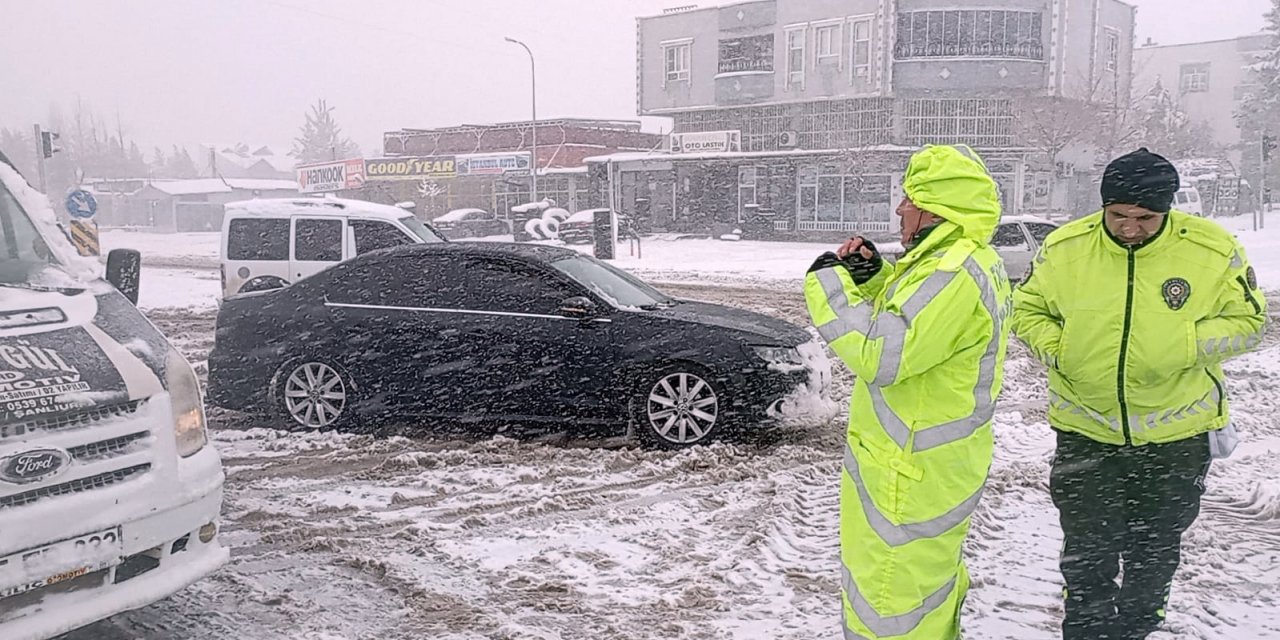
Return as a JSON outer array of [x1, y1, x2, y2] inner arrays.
[[1101, 148, 1181, 213]]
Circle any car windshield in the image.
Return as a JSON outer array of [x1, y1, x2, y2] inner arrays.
[[399, 216, 444, 243], [549, 254, 673, 310], [0, 179, 59, 285]]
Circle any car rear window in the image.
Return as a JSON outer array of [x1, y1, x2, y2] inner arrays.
[[227, 218, 290, 261]]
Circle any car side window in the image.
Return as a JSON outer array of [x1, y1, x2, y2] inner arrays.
[[317, 261, 383, 306], [1025, 223, 1057, 245], [379, 255, 469, 309], [227, 218, 289, 261], [991, 223, 1031, 250], [461, 258, 574, 316], [294, 219, 343, 262], [351, 220, 411, 254]]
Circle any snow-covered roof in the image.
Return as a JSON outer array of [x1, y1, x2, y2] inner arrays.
[[224, 196, 411, 221], [146, 178, 297, 196]]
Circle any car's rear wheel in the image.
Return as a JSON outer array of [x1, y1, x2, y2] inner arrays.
[[275, 360, 353, 431], [633, 366, 723, 448]]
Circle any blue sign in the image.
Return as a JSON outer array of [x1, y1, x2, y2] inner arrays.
[[65, 190, 97, 219]]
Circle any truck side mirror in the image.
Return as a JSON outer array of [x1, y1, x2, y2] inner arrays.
[[106, 249, 142, 305]]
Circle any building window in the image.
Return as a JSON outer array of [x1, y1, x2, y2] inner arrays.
[[895, 10, 1044, 60], [797, 165, 893, 231], [902, 98, 1015, 148], [850, 16, 874, 83], [1105, 28, 1120, 72], [718, 34, 775, 74], [1180, 63, 1210, 93], [663, 40, 691, 85], [738, 166, 758, 221], [671, 98, 893, 152], [786, 27, 806, 90], [815, 23, 842, 66]]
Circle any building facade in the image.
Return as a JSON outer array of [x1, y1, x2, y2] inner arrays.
[[87, 178, 298, 232], [597, 0, 1136, 239], [367, 119, 663, 220], [1134, 34, 1271, 174]]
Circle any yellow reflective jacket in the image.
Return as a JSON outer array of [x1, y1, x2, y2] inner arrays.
[[806, 145, 1013, 640], [1011, 210, 1268, 446]]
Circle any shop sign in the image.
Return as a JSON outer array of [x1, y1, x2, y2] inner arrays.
[[669, 130, 742, 154], [458, 152, 532, 176], [296, 159, 366, 194], [364, 156, 457, 181]]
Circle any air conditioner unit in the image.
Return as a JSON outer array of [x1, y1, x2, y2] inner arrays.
[[779, 131, 799, 148]]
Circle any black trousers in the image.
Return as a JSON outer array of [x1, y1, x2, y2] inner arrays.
[[1049, 430, 1212, 640]]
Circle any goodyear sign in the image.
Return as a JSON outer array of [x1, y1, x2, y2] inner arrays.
[[365, 156, 457, 181]]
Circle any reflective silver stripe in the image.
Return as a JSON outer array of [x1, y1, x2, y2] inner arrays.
[[1130, 385, 1223, 432], [912, 258, 1003, 451], [840, 610, 874, 640], [1199, 330, 1264, 359], [843, 443, 985, 546], [873, 269, 960, 386], [815, 268, 876, 345], [841, 562, 958, 637], [1230, 251, 1244, 270], [1049, 390, 1122, 431]]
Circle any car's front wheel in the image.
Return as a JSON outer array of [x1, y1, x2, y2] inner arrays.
[[633, 366, 723, 448], [274, 360, 354, 431]]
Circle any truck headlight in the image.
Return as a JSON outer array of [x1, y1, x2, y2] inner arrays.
[[166, 348, 208, 457]]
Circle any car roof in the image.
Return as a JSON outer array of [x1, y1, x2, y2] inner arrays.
[[224, 197, 410, 221], [1002, 214, 1057, 225], [362, 240, 581, 264]]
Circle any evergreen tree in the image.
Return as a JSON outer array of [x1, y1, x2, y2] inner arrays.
[[151, 147, 168, 177], [167, 145, 199, 178], [291, 99, 360, 164], [1236, 0, 1280, 196], [0, 127, 38, 180]]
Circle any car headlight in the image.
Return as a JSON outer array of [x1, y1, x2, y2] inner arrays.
[[749, 345, 804, 367], [166, 348, 208, 457]]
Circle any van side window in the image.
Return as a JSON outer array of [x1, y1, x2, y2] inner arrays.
[[350, 220, 411, 254], [227, 218, 290, 261], [294, 219, 343, 262]]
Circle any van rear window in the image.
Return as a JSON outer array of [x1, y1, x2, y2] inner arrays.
[[228, 219, 290, 261]]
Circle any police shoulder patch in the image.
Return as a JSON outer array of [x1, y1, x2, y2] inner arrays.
[[1162, 277, 1192, 311], [1247, 266, 1258, 290]]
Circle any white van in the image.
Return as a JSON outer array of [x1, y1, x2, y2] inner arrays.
[[220, 196, 446, 298], [0, 153, 226, 639], [1175, 185, 1204, 217]]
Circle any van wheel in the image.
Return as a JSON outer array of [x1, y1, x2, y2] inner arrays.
[[275, 360, 354, 431], [631, 365, 724, 449]]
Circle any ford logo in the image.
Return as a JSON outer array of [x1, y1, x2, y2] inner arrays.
[[0, 448, 71, 485]]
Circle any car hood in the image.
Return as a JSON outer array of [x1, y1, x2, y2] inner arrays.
[[647, 300, 811, 346]]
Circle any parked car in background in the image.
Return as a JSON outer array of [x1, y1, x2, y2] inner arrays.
[[558, 209, 640, 245], [883, 214, 1058, 282], [0, 151, 226, 640], [220, 197, 445, 298], [1175, 186, 1204, 217], [208, 243, 829, 449], [431, 208, 510, 239]]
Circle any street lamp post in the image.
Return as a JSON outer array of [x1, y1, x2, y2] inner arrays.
[[505, 37, 538, 205]]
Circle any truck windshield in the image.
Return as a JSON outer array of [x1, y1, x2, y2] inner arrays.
[[0, 180, 58, 285]]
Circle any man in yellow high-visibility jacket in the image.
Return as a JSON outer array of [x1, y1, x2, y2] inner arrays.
[[805, 145, 1013, 639], [1012, 148, 1269, 640]]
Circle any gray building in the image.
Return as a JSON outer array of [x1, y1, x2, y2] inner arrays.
[[600, 0, 1136, 238], [1135, 34, 1271, 170]]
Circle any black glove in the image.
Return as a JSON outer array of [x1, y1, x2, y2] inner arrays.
[[808, 251, 845, 274], [843, 238, 883, 285]]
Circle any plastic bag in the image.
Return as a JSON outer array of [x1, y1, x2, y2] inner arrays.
[[1209, 421, 1240, 460]]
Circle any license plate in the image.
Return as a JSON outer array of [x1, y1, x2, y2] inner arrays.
[[0, 528, 123, 597]]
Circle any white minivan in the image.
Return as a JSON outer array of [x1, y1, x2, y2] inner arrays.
[[220, 197, 445, 298], [0, 152, 226, 639], [1175, 185, 1204, 217]]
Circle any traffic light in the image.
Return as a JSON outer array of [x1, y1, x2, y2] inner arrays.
[[1265, 134, 1277, 163], [40, 131, 60, 159]]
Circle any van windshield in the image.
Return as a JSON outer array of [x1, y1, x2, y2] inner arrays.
[[399, 216, 444, 243], [0, 179, 59, 285]]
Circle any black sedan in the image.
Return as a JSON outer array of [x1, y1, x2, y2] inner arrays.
[[207, 243, 828, 448], [430, 208, 510, 239]]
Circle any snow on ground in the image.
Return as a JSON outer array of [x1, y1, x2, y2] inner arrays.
[[68, 277, 1280, 640]]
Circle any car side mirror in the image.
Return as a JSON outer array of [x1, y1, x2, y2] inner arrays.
[[558, 296, 598, 318], [106, 249, 141, 305]]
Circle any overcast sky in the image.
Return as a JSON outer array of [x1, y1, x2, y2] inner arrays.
[[0, 0, 1272, 157]]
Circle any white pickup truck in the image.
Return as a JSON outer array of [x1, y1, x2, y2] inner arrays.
[[0, 153, 227, 639]]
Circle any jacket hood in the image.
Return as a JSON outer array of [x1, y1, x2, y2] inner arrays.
[[902, 145, 1002, 244]]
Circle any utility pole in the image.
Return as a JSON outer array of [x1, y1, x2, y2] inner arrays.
[[506, 37, 538, 204], [33, 124, 48, 193], [1261, 133, 1273, 231]]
